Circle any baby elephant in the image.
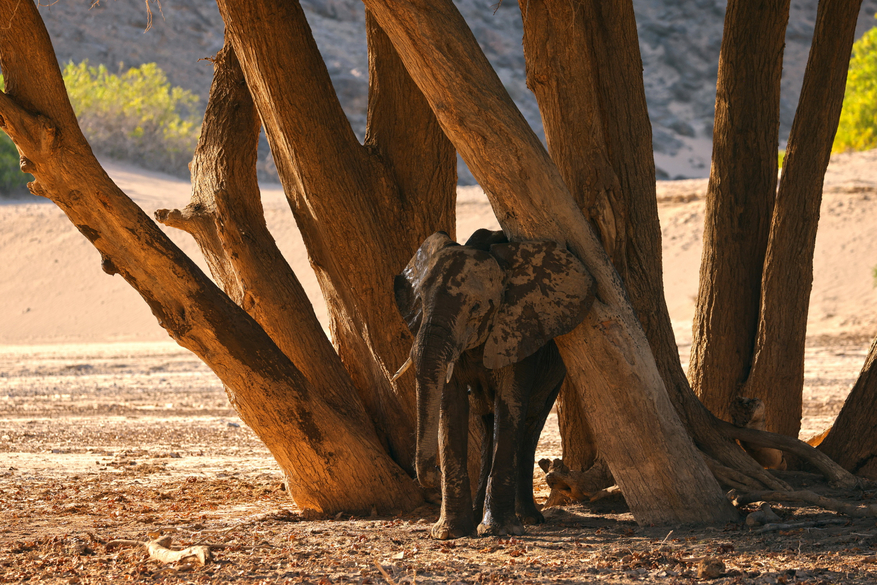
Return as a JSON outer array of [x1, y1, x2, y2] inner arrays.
[[393, 229, 596, 539]]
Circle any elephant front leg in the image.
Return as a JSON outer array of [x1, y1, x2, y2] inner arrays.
[[477, 369, 528, 537], [432, 380, 476, 540]]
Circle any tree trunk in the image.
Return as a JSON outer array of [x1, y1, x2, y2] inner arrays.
[[156, 41, 361, 432], [818, 337, 877, 478], [215, 0, 457, 470], [519, 0, 625, 470], [690, 0, 790, 423], [741, 0, 864, 438], [365, 0, 738, 525], [0, 0, 423, 514]]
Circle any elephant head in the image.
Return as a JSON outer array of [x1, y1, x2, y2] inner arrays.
[[393, 229, 596, 488]]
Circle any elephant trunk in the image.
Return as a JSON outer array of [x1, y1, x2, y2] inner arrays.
[[412, 320, 461, 489]]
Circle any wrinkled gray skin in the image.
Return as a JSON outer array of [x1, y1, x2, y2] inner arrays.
[[394, 229, 596, 539]]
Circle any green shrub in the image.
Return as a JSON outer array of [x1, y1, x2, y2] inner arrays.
[[63, 61, 201, 176], [833, 20, 877, 153], [778, 149, 785, 168], [0, 76, 34, 197], [0, 63, 200, 181], [0, 131, 34, 196]]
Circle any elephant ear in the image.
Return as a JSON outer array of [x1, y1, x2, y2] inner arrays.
[[483, 241, 596, 369], [394, 232, 456, 334]]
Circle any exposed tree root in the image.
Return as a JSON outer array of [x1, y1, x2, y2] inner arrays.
[[106, 536, 213, 565], [701, 452, 778, 491], [729, 489, 877, 518], [538, 457, 614, 507], [718, 421, 861, 489], [753, 518, 849, 534]]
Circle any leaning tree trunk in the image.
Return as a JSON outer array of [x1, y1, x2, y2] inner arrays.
[[690, 0, 790, 424], [365, 0, 738, 525], [818, 336, 877, 478], [215, 0, 457, 470], [518, 0, 791, 494], [741, 0, 865, 438], [519, 0, 627, 471], [0, 0, 423, 515]]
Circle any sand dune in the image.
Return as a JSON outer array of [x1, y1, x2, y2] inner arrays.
[[1, 152, 875, 346]]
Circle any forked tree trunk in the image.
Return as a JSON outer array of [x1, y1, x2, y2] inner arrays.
[[690, 0, 790, 423], [818, 337, 877, 478], [0, 0, 422, 514], [364, 0, 738, 525], [215, 0, 457, 470], [741, 0, 864, 438]]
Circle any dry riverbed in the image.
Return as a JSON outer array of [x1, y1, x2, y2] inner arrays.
[[2, 340, 877, 584]]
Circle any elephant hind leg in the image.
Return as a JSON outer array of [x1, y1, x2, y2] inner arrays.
[[516, 378, 563, 525], [477, 368, 528, 537]]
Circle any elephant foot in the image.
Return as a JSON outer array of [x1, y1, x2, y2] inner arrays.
[[477, 514, 525, 537], [430, 516, 476, 540]]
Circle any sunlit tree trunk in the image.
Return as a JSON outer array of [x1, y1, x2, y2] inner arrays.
[[741, 0, 864, 438], [0, 0, 423, 514], [518, 0, 784, 492], [215, 0, 456, 469], [818, 336, 877, 478], [691, 0, 790, 423]]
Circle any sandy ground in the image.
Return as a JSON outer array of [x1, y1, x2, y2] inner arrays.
[[3, 340, 877, 584], [1, 151, 877, 583]]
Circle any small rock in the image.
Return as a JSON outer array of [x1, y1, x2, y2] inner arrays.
[[227, 422, 240, 428], [697, 557, 725, 579], [745, 502, 782, 526]]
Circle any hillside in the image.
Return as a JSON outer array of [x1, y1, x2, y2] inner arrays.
[[36, 0, 877, 181]]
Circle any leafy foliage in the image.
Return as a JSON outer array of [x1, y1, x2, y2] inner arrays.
[[833, 21, 877, 153], [63, 61, 201, 176], [1, 63, 201, 181], [0, 76, 35, 197]]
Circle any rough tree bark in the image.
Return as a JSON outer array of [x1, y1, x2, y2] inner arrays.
[[215, 0, 457, 470], [156, 42, 361, 437], [519, 0, 626, 470], [0, 0, 423, 514], [690, 0, 790, 424], [364, 0, 738, 525], [741, 0, 865, 438], [818, 337, 877, 478]]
